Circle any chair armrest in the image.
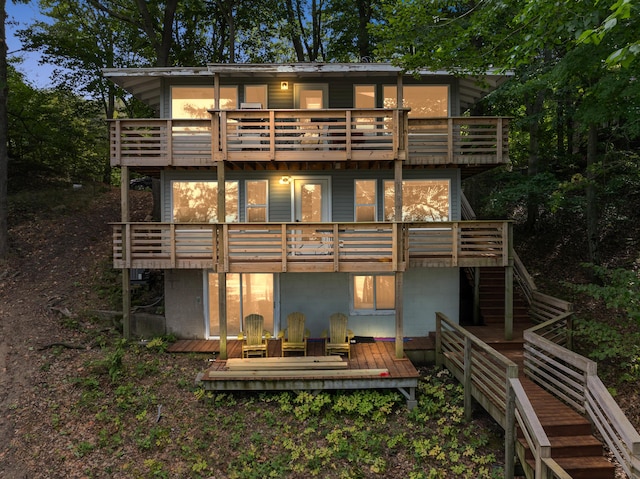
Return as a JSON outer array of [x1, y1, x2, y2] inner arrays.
[[347, 329, 354, 340], [321, 329, 328, 338], [304, 329, 311, 339], [237, 332, 245, 341], [277, 330, 285, 339], [264, 330, 272, 339]]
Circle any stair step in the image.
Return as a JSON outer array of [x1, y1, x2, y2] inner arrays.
[[526, 456, 615, 479], [519, 435, 604, 460]]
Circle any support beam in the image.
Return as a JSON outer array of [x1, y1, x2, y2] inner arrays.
[[473, 267, 481, 325], [218, 273, 227, 360], [120, 166, 131, 340], [395, 272, 404, 359], [504, 224, 514, 341]]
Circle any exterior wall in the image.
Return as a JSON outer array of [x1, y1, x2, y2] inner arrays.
[[161, 168, 461, 222], [159, 74, 461, 113], [164, 269, 206, 338], [163, 268, 459, 339]]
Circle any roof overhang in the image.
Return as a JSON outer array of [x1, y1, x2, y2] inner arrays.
[[102, 63, 511, 113]]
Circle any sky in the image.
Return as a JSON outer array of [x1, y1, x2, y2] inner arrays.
[[6, 0, 58, 88]]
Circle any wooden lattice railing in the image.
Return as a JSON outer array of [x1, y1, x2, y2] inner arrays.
[[109, 113, 509, 167], [112, 220, 510, 272]]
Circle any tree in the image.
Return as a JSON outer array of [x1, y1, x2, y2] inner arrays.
[[0, 0, 8, 259]]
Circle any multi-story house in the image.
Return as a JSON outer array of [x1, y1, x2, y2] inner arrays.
[[105, 62, 512, 359]]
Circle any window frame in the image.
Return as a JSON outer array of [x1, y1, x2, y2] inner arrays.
[[170, 179, 239, 223], [350, 273, 396, 315], [245, 179, 269, 222], [383, 179, 451, 222], [354, 179, 377, 222]]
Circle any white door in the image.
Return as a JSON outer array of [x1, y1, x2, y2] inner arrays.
[[293, 178, 330, 222]]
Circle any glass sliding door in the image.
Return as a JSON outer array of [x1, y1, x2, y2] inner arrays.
[[207, 273, 274, 338]]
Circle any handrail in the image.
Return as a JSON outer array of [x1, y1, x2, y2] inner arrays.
[[436, 312, 518, 478], [108, 114, 510, 167], [111, 220, 510, 271], [509, 377, 553, 479], [525, 319, 640, 479]]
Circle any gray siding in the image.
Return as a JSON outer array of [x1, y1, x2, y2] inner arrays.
[[162, 169, 461, 223]]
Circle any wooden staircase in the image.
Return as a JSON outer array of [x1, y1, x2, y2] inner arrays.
[[471, 267, 616, 479]]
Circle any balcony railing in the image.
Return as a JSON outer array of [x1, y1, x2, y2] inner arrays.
[[112, 221, 509, 272], [109, 111, 509, 167]]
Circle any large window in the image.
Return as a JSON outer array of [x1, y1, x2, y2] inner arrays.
[[383, 179, 450, 221], [245, 180, 268, 222], [172, 180, 239, 223], [355, 85, 376, 108], [208, 273, 274, 337], [354, 179, 377, 222], [352, 274, 395, 313], [171, 86, 237, 118], [244, 85, 267, 108], [383, 85, 449, 118]]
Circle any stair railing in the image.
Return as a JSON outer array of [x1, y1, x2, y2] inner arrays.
[[525, 319, 640, 479], [435, 312, 518, 478]]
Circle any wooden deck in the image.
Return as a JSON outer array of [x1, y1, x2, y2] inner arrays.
[[169, 338, 421, 408]]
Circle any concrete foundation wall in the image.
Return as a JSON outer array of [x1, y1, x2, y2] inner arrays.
[[164, 270, 205, 338]]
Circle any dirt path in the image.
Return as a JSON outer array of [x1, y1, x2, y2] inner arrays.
[[0, 188, 150, 477]]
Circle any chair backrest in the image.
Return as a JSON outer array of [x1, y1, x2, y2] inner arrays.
[[328, 313, 348, 344], [244, 314, 265, 346], [286, 312, 306, 341]]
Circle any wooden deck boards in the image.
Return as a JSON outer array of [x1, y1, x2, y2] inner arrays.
[[175, 338, 420, 408]]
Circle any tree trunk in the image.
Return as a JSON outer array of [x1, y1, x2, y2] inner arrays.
[[525, 89, 545, 230], [0, 0, 8, 259], [586, 122, 600, 265]]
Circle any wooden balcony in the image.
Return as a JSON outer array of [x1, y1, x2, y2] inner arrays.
[[109, 110, 509, 168], [112, 221, 510, 272]]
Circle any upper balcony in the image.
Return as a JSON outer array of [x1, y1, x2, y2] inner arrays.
[[109, 109, 509, 171]]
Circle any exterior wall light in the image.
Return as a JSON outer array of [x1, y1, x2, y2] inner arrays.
[[280, 81, 289, 90], [279, 175, 291, 185]]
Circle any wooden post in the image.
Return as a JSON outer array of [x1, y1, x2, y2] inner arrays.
[[505, 223, 514, 341], [473, 267, 481, 326], [395, 272, 404, 359], [120, 166, 131, 340], [504, 365, 518, 479], [218, 273, 227, 360], [394, 159, 404, 359], [435, 313, 442, 367], [217, 157, 227, 360], [463, 336, 472, 421]]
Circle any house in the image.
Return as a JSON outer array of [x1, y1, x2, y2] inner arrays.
[[104, 63, 512, 359]]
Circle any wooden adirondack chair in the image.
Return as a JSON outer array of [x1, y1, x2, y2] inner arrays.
[[324, 313, 354, 359], [278, 312, 309, 356], [239, 314, 270, 358]]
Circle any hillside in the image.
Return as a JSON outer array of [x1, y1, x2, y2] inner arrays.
[[0, 184, 637, 478]]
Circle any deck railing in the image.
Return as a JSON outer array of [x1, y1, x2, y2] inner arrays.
[[109, 113, 509, 167], [435, 312, 518, 477], [112, 220, 510, 272], [525, 319, 640, 479]]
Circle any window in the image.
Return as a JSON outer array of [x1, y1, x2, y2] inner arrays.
[[382, 85, 449, 117], [244, 85, 267, 108], [246, 180, 268, 222], [355, 180, 376, 222], [208, 273, 274, 336], [352, 274, 395, 313], [355, 85, 376, 108], [171, 180, 239, 223], [171, 86, 237, 118], [383, 179, 450, 221]]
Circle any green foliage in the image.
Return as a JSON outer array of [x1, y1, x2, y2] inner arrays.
[[7, 67, 108, 187], [570, 264, 640, 383]]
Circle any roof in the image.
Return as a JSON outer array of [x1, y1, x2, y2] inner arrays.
[[102, 62, 511, 112]]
